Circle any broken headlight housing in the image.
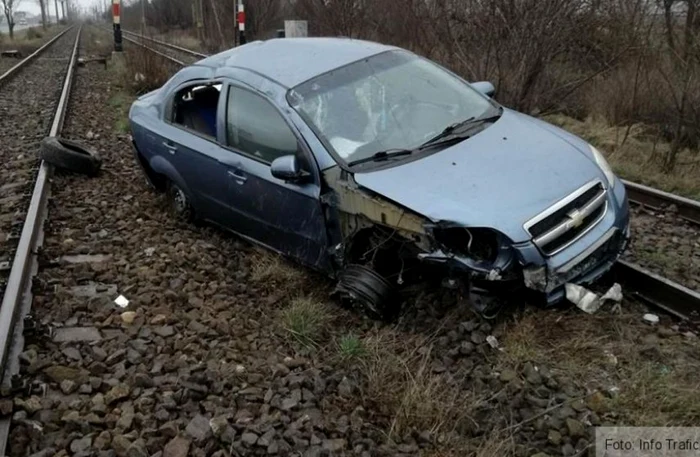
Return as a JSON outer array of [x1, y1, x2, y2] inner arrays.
[[431, 227, 516, 277], [590, 145, 615, 187]]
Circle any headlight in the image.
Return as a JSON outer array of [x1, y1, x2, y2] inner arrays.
[[590, 145, 615, 186]]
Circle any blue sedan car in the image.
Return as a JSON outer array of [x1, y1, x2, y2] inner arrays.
[[129, 37, 630, 319]]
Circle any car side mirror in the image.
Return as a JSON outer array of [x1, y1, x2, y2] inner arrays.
[[472, 81, 496, 97], [271, 155, 308, 182]]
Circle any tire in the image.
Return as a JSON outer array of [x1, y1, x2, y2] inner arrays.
[[166, 180, 195, 222], [39, 137, 101, 176], [333, 264, 400, 321]]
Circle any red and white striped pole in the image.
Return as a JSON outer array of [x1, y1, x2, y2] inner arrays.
[[113, 0, 123, 52], [237, 0, 246, 45]]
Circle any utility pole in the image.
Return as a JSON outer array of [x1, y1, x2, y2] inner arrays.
[[60, 0, 66, 21], [113, 0, 122, 52], [54, 0, 59, 23], [198, 0, 204, 44], [140, 0, 145, 35]]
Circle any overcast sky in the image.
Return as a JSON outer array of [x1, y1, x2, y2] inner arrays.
[[20, 0, 97, 16]]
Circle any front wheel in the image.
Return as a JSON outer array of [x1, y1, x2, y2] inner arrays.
[[332, 264, 400, 321]]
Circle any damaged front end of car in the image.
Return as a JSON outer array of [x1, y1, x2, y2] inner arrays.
[[321, 168, 630, 320]]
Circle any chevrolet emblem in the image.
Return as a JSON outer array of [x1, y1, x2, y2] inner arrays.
[[567, 209, 585, 228]]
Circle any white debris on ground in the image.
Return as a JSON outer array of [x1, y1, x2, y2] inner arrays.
[[643, 313, 660, 324], [486, 335, 502, 350], [565, 282, 623, 314], [114, 294, 130, 308]]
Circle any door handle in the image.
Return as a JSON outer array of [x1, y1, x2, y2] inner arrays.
[[162, 142, 177, 154], [227, 169, 248, 184]]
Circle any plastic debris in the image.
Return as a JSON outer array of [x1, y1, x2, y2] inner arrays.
[[565, 282, 623, 314], [486, 335, 500, 349], [643, 313, 660, 324], [114, 295, 129, 308], [144, 247, 156, 257]]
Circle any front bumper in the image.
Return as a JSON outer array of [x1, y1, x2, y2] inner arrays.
[[418, 177, 631, 305], [522, 224, 630, 304], [520, 177, 631, 305]]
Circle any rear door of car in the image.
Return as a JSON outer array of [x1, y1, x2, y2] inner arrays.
[[219, 80, 330, 269], [157, 80, 232, 224]]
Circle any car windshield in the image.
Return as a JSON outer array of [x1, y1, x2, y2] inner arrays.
[[287, 50, 497, 167]]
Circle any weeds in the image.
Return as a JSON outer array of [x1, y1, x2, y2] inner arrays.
[[359, 332, 479, 443], [249, 250, 305, 287], [123, 46, 171, 95], [499, 309, 700, 426], [546, 114, 700, 200], [279, 297, 333, 348], [108, 93, 133, 133], [24, 27, 42, 40], [337, 333, 366, 360]]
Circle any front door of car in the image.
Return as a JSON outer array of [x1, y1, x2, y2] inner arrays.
[[221, 83, 329, 269]]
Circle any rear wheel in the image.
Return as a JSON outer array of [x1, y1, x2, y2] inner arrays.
[[166, 181, 194, 222]]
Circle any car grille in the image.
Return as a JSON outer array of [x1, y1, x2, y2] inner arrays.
[[525, 180, 607, 256]]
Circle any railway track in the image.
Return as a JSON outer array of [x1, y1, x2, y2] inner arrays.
[[0, 25, 81, 455], [121, 29, 206, 66], [118, 31, 700, 322]]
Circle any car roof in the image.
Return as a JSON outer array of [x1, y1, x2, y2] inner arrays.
[[193, 37, 398, 88]]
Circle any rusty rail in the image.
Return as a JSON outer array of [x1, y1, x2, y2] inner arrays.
[[0, 26, 81, 456], [121, 29, 208, 59], [623, 179, 700, 225]]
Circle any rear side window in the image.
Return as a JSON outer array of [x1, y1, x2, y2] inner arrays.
[[226, 86, 299, 163], [171, 83, 222, 138]]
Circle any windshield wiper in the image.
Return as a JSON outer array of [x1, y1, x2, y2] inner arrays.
[[420, 107, 504, 148], [347, 148, 413, 166], [420, 117, 476, 148]]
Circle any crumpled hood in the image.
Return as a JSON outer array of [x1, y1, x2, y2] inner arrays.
[[353, 109, 605, 242]]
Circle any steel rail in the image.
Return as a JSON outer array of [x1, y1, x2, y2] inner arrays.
[[614, 260, 700, 322], [0, 26, 82, 456], [121, 33, 186, 66], [122, 29, 208, 59], [623, 179, 700, 225], [0, 27, 73, 86]]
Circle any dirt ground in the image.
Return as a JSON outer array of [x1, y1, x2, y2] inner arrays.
[[7, 29, 700, 457]]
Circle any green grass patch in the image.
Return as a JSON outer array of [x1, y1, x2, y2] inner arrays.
[[108, 92, 134, 134], [279, 297, 333, 348], [337, 333, 366, 360]]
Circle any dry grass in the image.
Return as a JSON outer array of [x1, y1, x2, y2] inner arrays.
[[123, 45, 172, 95], [498, 308, 700, 426], [279, 296, 334, 348], [422, 429, 517, 457], [545, 114, 700, 200], [0, 25, 64, 54], [358, 331, 480, 444], [248, 250, 306, 286]]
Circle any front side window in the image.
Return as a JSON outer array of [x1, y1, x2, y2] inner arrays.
[[288, 50, 498, 167], [226, 86, 299, 164]]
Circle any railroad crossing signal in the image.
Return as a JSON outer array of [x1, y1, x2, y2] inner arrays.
[[238, 0, 246, 45], [113, 0, 123, 52]]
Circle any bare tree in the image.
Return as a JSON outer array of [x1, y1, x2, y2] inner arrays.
[[37, 0, 47, 29], [1, 0, 22, 39]]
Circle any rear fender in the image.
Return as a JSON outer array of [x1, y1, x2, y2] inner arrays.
[[149, 155, 193, 198]]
